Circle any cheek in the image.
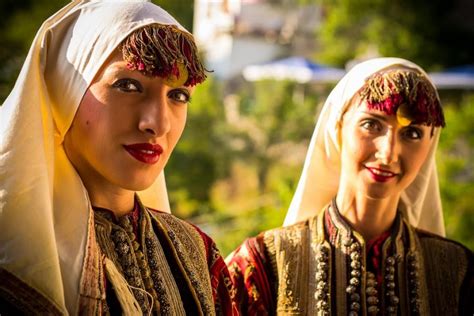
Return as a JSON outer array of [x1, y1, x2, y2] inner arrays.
[[405, 144, 431, 174], [76, 91, 103, 128], [340, 142, 361, 178], [169, 108, 187, 144], [67, 92, 107, 153], [341, 146, 363, 174], [342, 129, 373, 164]]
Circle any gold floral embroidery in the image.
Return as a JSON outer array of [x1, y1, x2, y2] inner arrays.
[[93, 201, 215, 315], [154, 212, 215, 316], [263, 207, 436, 315]]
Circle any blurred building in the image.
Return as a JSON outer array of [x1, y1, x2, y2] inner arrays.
[[193, 0, 322, 79]]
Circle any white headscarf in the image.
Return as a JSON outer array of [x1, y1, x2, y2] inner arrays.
[[284, 58, 445, 237], [0, 0, 190, 313]]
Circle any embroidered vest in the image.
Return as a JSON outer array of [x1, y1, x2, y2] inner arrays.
[[263, 204, 469, 315]]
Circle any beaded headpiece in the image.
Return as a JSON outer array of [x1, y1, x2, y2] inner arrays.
[[359, 69, 445, 127], [121, 24, 207, 87]]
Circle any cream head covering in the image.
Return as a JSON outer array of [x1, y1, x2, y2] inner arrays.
[[0, 0, 194, 313], [284, 57, 445, 236]]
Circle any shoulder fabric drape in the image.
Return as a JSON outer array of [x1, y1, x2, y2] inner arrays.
[[0, 1, 190, 313], [284, 58, 445, 236]]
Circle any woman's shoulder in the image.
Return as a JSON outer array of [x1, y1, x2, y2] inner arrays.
[[414, 229, 473, 314], [145, 207, 216, 252], [146, 207, 200, 228], [415, 228, 473, 259], [228, 218, 313, 266], [0, 268, 63, 315], [259, 218, 314, 249], [147, 207, 190, 224], [414, 228, 473, 282], [262, 217, 313, 237]]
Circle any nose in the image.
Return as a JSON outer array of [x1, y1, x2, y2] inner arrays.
[[138, 95, 171, 137], [375, 128, 399, 165]]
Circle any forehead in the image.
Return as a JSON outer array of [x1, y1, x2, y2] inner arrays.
[[345, 101, 432, 133], [93, 50, 127, 79], [93, 50, 195, 92], [352, 69, 445, 127], [346, 99, 390, 119]]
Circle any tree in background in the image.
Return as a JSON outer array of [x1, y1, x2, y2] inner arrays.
[[0, 0, 194, 100], [165, 76, 230, 219], [0, 0, 65, 99], [197, 80, 327, 254], [437, 93, 474, 250], [316, 0, 474, 70], [152, 0, 194, 31]]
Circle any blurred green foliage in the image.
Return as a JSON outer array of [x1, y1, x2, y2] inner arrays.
[[166, 75, 227, 218], [181, 80, 328, 254], [152, 0, 194, 30], [1, 0, 473, 257], [437, 93, 474, 250], [0, 0, 194, 100], [315, 0, 474, 70], [0, 0, 66, 99]]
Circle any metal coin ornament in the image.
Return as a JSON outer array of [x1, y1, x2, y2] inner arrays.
[[164, 63, 189, 88], [396, 103, 413, 127]]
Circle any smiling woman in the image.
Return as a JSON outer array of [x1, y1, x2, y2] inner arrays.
[[0, 1, 238, 315], [63, 50, 194, 216], [337, 101, 435, 239], [226, 58, 473, 315]]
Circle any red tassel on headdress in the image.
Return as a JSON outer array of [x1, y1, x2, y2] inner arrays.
[[360, 70, 445, 127], [121, 24, 207, 87]]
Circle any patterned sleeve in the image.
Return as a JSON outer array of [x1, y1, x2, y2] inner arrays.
[[225, 235, 275, 316], [193, 226, 241, 316]]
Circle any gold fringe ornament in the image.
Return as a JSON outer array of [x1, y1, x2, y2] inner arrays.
[[121, 24, 207, 86], [359, 69, 445, 127]]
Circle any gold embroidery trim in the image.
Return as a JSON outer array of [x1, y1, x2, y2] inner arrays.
[[153, 212, 215, 316]]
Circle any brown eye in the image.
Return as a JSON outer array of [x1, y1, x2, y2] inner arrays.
[[403, 127, 423, 140], [361, 119, 381, 132], [112, 78, 142, 92], [168, 89, 190, 104]]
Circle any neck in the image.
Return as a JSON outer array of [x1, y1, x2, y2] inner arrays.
[[335, 190, 399, 242], [86, 183, 135, 217]]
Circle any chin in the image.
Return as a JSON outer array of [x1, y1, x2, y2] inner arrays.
[[132, 179, 158, 191], [116, 174, 158, 192], [364, 192, 391, 201], [361, 185, 394, 200]]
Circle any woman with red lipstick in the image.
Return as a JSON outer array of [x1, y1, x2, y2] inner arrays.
[[0, 1, 238, 314], [226, 58, 473, 315]]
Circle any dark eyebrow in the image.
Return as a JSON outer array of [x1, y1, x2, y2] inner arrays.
[[359, 111, 388, 122], [360, 110, 426, 127]]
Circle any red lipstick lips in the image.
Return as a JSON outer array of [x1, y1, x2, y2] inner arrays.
[[366, 167, 397, 183], [123, 143, 163, 164]]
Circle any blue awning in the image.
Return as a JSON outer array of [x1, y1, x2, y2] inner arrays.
[[243, 57, 345, 83]]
